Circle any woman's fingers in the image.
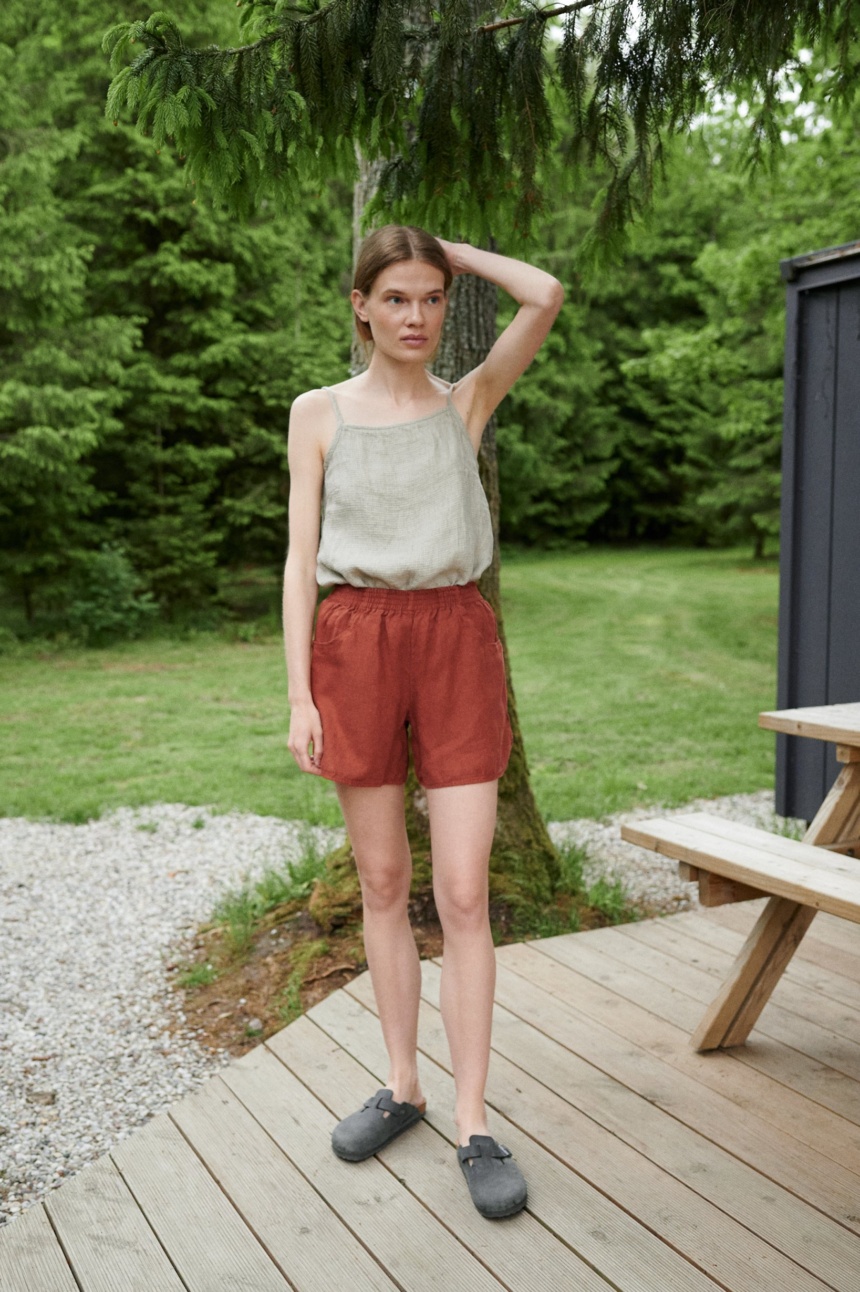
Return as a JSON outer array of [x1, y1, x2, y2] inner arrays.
[[288, 709, 323, 775], [309, 716, 324, 770]]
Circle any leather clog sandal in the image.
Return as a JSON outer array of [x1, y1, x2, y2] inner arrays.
[[331, 1088, 427, 1162], [457, 1134, 528, 1218]]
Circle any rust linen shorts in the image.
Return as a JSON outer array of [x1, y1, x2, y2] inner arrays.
[[310, 583, 513, 789]]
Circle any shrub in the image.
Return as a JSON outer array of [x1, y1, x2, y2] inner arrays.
[[66, 544, 157, 645]]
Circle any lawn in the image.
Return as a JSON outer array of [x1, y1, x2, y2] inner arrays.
[[0, 547, 780, 826]]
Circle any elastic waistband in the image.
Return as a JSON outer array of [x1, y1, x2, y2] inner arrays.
[[327, 582, 483, 612]]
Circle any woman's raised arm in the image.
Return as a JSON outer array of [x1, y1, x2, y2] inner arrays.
[[435, 240, 564, 447]]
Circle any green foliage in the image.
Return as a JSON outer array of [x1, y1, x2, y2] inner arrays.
[[176, 960, 219, 987], [211, 829, 327, 960], [0, 0, 351, 629], [5, 2, 860, 618], [585, 875, 638, 925], [102, 1, 860, 245], [496, 290, 616, 544], [66, 543, 157, 645], [585, 87, 860, 553]]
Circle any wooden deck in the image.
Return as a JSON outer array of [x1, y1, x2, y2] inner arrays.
[[3, 902, 860, 1291]]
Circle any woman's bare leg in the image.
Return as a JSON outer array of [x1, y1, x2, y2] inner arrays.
[[336, 783, 425, 1111], [427, 780, 498, 1146]]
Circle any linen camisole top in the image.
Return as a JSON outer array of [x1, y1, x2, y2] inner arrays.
[[315, 385, 494, 590]]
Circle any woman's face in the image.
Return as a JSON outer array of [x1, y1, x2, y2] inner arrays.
[[352, 259, 448, 362]]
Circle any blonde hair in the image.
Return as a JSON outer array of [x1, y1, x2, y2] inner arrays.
[[352, 225, 452, 344]]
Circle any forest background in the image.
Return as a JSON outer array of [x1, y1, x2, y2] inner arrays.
[[2, 0, 859, 644]]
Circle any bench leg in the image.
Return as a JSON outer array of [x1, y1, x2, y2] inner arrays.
[[691, 898, 815, 1051], [691, 757, 860, 1052]]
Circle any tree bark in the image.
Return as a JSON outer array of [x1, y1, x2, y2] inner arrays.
[[308, 176, 559, 937]]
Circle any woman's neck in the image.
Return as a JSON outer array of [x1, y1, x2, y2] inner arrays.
[[358, 352, 442, 409]]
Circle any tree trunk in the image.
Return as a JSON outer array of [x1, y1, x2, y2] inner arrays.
[[308, 179, 559, 938]]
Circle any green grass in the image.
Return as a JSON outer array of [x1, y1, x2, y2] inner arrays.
[[502, 546, 779, 819], [210, 829, 328, 959], [0, 547, 779, 825]]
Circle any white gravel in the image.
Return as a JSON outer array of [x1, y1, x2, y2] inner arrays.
[[549, 788, 805, 916], [0, 804, 343, 1226], [0, 790, 802, 1226]]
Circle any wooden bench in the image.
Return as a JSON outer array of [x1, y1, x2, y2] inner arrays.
[[621, 748, 860, 1052]]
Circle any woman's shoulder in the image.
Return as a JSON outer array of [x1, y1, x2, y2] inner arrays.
[[291, 387, 334, 415], [288, 389, 339, 459]]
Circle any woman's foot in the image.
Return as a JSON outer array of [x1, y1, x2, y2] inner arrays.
[[331, 1088, 426, 1161], [457, 1135, 528, 1218]]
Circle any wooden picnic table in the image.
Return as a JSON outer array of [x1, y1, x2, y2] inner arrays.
[[623, 701, 860, 1051]]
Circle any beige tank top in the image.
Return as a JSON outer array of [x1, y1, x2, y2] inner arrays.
[[315, 386, 493, 590]]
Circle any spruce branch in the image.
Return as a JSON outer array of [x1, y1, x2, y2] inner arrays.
[[103, 0, 860, 249], [477, 0, 594, 35]]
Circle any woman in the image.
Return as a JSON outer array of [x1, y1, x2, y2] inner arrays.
[[283, 225, 563, 1219]]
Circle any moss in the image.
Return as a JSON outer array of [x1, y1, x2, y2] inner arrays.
[[307, 839, 363, 932], [277, 937, 331, 1025]]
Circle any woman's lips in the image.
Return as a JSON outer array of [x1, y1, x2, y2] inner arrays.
[[401, 335, 427, 346]]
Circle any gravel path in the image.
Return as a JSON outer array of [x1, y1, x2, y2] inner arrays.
[[0, 791, 801, 1225]]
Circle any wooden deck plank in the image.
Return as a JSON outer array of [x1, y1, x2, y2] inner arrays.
[[625, 913, 860, 1044], [3, 908, 859, 1292], [465, 959, 860, 1291], [221, 1035, 505, 1292], [495, 940, 860, 1226], [0, 1202, 79, 1292], [707, 904, 860, 982], [609, 919, 860, 1090], [668, 911, 860, 1027], [527, 930, 860, 1171], [807, 911, 860, 954], [170, 1074, 397, 1292], [343, 964, 835, 1292], [43, 1156, 184, 1292], [614, 919, 860, 1081], [271, 1007, 618, 1292], [586, 924, 860, 1123], [111, 1114, 290, 1291]]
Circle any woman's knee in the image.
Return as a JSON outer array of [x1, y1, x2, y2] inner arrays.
[[357, 853, 412, 913], [435, 879, 489, 931]]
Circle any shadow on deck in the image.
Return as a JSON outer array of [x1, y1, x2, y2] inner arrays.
[[3, 903, 859, 1291]]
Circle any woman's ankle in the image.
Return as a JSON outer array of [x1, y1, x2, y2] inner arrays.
[[387, 1072, 424, 1105], [455, 1100, 489, 1139]]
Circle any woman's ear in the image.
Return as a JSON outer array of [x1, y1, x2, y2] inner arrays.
[[350, 288, 368, 322]]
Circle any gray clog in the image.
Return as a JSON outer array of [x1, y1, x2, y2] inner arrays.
[[457, 1134, 527, 1218], [331, 1088, 427, 1161]]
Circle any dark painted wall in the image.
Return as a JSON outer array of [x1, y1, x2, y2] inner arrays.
[[776, 244, 860, 821]]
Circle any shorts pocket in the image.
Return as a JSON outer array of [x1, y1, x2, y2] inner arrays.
[[460, 596, 500, 647], [313, 599, 354, 648]]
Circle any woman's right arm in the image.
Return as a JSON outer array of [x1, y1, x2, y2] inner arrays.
[[283, 390, 328, 775]]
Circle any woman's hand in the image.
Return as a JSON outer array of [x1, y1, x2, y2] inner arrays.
[[288, 698, 324, 775], [434, 237, 469, 277]]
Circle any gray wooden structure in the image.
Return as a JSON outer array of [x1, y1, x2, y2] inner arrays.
[[776, 239, 860, 821]]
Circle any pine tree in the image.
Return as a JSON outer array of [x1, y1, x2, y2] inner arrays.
[[0, 0, 353, 627]]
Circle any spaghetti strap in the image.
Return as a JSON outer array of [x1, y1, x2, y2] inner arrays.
[[322, 386, 344, 428]]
